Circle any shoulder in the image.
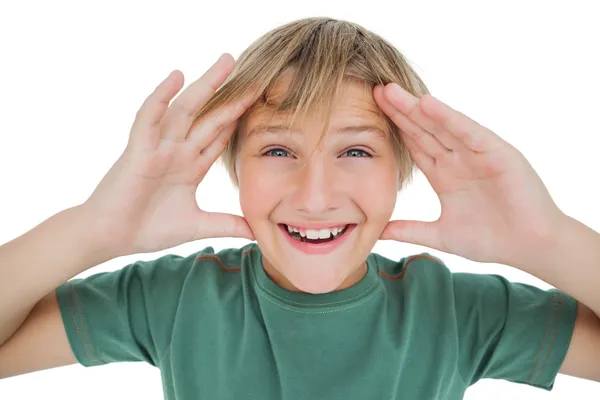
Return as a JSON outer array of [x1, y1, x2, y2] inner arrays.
[[177, 242, 258, 292], [142, 242, 256, 272], [191, 242, 257, 271], [371, 250, 520, 291], [371, 251, 521, 306], [100, 243, 257, 294], [371, 251, 451, 283]]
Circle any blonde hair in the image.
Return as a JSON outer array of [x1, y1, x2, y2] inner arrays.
[[195, 17, 430, 190]]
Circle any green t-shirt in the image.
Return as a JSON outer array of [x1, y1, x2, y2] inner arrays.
[[55, 242, 577, 399]]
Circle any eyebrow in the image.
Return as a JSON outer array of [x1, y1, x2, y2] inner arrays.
[[246, 124, 388, 139]]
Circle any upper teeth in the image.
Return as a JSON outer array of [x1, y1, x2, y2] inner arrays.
[[286, 225, 346, 239]]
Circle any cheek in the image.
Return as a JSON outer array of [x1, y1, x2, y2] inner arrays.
[[347, 159, 398, 223], [238, 159, 282, 222]]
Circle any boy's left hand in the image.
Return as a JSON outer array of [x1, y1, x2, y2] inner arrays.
[[373, 83, 568, 265]]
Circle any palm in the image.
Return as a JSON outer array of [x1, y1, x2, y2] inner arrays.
[[374, 84, 564, 264], [84, 59, 258, 256], [97, 142, 207, 253], [428, 142, 556, 264]]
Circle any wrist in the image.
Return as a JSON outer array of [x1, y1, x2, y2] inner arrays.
[[509, 211, 574, 274], [69, 203, 130, 260]]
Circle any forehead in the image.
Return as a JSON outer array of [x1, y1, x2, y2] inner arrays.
[[243, 78, 386, 134]]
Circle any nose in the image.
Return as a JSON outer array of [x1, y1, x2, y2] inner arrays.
[[292, 159, 338, 214]]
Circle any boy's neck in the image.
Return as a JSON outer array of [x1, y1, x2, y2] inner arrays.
[[261, 260, 368, 293]]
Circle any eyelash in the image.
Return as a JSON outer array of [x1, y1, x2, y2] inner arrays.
[[262, 147, 373, 158]]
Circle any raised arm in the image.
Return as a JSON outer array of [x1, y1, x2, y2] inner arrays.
[[0, 54, 259, 378]]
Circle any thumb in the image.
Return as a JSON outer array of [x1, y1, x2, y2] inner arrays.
[[379, 219, 440, 249], [197, 211, 255, 241]]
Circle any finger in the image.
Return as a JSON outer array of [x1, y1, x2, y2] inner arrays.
[[130, 70, 184, 151], [187, 87, 258, 153], [379, 219, 440, 249], [374, 85, 450, 160], [200, 118, 238, 160], [400, 130, 435, 174], [384, 83, 467, 153], [190, 120, 238, 185], [160, 54, 235, 142], [418, 92, 501, 153], [198, 212, 255, 240]]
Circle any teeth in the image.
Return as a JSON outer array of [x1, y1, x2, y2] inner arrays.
[[305, 229, 321, 240], [285, 224, 349, 240]]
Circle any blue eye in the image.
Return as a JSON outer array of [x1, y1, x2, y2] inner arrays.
[[343, 149, 372, 157], [264, 148, 291, 157]]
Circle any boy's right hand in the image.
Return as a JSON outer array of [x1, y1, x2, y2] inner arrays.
[[82, 54, 258, 256]]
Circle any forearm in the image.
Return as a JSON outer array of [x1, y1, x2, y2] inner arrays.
[[512, 214, 600, 317], [0, 205, 120, 346]]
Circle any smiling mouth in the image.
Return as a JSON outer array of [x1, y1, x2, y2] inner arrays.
[[280, 224, 353, 244]]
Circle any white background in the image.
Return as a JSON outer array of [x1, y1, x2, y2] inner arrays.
[[1, 0, 599, 398]]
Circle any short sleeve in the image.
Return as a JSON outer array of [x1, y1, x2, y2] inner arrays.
[[453, 273, 578, 391], [55, 252, 196, 368]]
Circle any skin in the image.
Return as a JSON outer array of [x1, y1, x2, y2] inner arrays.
[[235, 80, 400, 294]]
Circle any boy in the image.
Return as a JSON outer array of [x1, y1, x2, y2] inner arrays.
[[1, 16, 599, 399]]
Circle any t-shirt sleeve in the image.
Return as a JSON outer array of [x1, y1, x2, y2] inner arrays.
[[55, 252, 196, 368], [453, 272, 578, 391]]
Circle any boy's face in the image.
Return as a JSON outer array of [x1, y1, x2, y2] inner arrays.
[[236, 79, 399, 294]]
